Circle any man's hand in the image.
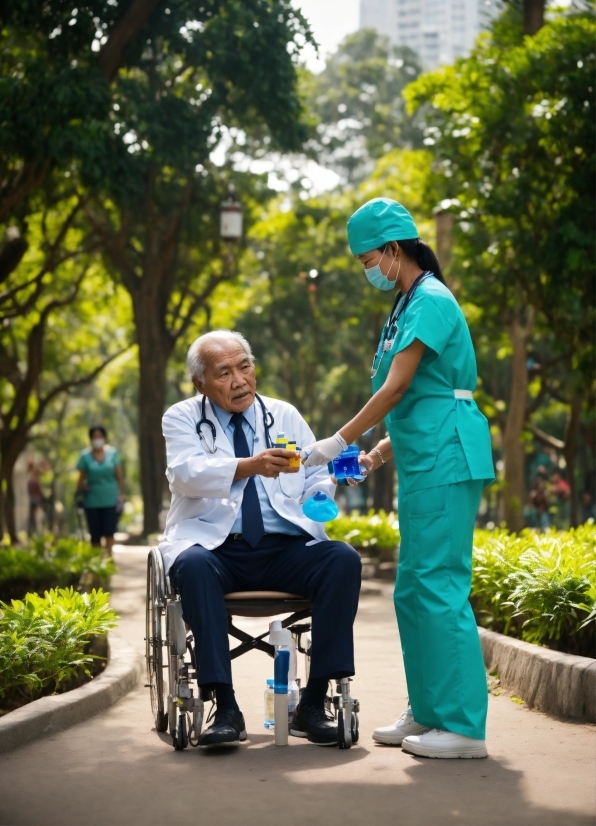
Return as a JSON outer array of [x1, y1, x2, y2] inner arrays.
[[234, 449, 300, 481]]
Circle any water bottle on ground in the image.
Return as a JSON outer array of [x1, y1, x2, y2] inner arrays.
[[288, 679, 299, 725], [264, 679, 275, 729]]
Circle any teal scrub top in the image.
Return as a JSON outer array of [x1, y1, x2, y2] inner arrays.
[[371, 276, 495, 493], [76, 447, 121, 508]]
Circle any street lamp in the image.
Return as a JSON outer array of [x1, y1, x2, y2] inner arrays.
[[220, 185, 243, 242]]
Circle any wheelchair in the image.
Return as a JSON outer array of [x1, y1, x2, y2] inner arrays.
[[145, 546, 359, 750]]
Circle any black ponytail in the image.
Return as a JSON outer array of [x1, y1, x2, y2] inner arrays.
[[379, 238, 445, 284], [399, 238, 445, 284]]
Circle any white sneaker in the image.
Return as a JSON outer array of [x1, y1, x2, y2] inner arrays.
[[402, 728, 488, 759], [372, 708, 430, 746]]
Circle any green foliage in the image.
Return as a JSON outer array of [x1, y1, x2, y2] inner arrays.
[[0, 535, 115, 602], [0, 587, 117, 701], [238, 147, 434, 435], [471, 523, 596, 656], [405, 9, 596, 382], [326, 510, 400, 557], [303, 29, 423, 182]]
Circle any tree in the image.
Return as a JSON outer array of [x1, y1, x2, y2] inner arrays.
[[0, 0, 166, 225], [78, 1, 314, 533], [2, 1, 315, 534], [302, 29, 423, 184], [0, 194, 130, 540], [405, 6, 595, 529]]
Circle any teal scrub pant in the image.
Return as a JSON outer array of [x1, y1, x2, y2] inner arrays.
[[395, 479, 487, 740]]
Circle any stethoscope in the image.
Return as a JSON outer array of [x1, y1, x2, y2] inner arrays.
[[196, 393, 301, 499], [196, 393, 275, 454], [370, 271, 432, 378]]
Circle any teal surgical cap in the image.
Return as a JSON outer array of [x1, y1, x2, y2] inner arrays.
[[347, 198, 419, 255]]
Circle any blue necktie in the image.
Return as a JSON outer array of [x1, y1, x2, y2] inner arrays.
[[230, 412, 264, 547]]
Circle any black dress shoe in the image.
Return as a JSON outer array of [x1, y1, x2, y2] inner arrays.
[[198, 708, 247, 749], [290, 702, 338, 746]]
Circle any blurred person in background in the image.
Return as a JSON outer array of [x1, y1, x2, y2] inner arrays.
[[550, 468, 570, 529], [27, 460, 46, 536], [581, 491, 595, 523], [529, 466, 551, 530], [76, 426, 124, 556]]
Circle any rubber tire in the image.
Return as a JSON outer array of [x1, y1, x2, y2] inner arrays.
[[173, 713, 188, 751], [351, 712, 359, 744], [338, 709, 351, 750], [146, 555, 168, 733]]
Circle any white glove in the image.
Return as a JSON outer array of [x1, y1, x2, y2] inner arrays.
[[301, 433, 348, 467]]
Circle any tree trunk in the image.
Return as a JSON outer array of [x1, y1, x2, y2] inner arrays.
[[133, 292, 171, 537], [523, 0, 545, 35], [563, 394, 582, 528], [1, 449, 20, 544], [503, 310, 534, 532]]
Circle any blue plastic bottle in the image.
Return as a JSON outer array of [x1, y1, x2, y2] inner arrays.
[[302, 491, 339, 522], [331, 444, 365, 482]]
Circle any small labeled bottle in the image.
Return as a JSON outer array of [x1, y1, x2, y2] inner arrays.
[[287, 440, 301, 469], [264, 679, 275, 729], [275, 432, 288, 449]]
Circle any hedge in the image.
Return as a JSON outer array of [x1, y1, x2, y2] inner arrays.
[[0, 535, 115, 602], [0, 587, 118, 715], [471, 523, 595, 657], [327, 510, 595, 656]]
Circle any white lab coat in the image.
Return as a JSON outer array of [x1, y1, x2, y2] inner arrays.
[[159, 394, 335, 572]]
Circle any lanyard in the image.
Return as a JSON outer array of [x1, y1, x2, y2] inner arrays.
[[371, 272, 431, 378]]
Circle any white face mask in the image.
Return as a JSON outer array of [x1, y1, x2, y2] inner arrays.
[[364, 245, 400, 291], [92, 438, 105, 450]]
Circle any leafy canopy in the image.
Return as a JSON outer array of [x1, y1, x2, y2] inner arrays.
[[405, 10, 595, 382]]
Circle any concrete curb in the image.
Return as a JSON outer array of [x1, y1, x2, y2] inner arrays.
[[479, 627, 596, 722], [0, 634, 142, 754]]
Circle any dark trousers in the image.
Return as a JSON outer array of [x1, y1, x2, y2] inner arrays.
[[170, 534, 361, 686]]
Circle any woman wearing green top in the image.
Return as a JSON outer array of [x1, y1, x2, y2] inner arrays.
[[76, 425, 124, 556], [302, 198, 494, 759]]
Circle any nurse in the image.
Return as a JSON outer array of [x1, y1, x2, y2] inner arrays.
[[302, 198, 494, 759]]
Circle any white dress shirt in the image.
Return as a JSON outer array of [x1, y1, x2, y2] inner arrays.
[[159, 394, 335, 572]]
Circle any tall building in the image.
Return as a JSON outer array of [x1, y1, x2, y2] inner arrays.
[[359, 0, 501, 68]]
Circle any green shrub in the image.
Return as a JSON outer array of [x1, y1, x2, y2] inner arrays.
[[0, 587, 118, 710], [0, 535, 115, 602], [327, 510, 400, 559], [471, 523, 596, 656]]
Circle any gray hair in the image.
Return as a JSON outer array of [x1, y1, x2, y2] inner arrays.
[[186, 329, 255, 382]]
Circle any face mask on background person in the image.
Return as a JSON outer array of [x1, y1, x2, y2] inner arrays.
[[364, 245, 399, 291], [92, 438, 105, 449]]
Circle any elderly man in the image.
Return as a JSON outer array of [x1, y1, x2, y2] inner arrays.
[[160, 330, 361, 749]]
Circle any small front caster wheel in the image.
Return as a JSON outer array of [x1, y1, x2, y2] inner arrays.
[[173, 713, 188, 751], [337, 709, 352, 750], [351, 712, 359, 744]]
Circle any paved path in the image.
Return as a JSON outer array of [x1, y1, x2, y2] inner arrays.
[[0, 546, 593, 826]]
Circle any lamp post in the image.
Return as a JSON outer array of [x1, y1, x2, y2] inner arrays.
[[220, 185, 243, 242]]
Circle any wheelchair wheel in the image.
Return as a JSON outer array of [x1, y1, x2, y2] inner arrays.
[[146, 551, 168, 732], [173, 712, 188, 751], [337, 709, 352, 750], [351, 712, 359, 744]]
